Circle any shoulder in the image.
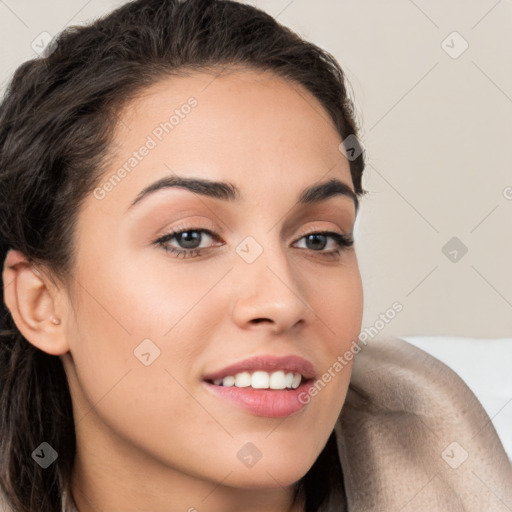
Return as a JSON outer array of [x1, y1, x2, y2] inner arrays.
[[334, 336, 512, 511]]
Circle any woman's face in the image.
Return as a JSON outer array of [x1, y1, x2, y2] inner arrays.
[[60, 68, 363, 509]]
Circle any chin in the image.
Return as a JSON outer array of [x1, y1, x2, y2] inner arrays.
[[224, 454, 314, 490]]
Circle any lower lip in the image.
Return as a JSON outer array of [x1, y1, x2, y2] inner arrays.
[[202, 380, 314, 418]]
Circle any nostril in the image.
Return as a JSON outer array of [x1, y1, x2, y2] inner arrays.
[[251, 318, 272, 324]]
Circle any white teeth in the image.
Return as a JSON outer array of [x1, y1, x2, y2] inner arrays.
[[269, 370, 286, 389], [234, 371, 251, 387], [211, 370, 303, 389], [222, 376, 235, 387], [291, 373, 301, 389], [251, 371, 269, 389]]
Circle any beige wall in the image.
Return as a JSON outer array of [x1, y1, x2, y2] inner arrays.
[[1, 0, 510, 337]]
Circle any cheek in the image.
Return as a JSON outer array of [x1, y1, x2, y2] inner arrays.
[[64, 258, 232, 472], [292, 256, 363, 430], [74, 247, 223, 340], [65, 245, 236, 408], [308, 255, 364, 347]]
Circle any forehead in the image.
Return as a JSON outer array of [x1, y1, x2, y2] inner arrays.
[[96, 67, 353, 213]]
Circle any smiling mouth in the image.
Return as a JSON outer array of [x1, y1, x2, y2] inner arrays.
[[204, 370, 310, 390]]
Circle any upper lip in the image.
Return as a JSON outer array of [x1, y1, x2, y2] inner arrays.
[[202, 354, 316, 382]]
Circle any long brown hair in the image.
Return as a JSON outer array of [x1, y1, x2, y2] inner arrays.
[[0, 1, 366, 510]]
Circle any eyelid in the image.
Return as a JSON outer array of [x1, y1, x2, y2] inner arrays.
[[157, 217, 219, 238], [296, 224, 351, 239]]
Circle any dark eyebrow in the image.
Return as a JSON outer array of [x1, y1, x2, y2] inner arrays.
[[127, 175, 238, 211], [297, 178, 359, 213], [127, 175, 359, 213]]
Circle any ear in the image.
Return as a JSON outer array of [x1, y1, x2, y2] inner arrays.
[[2, 248, 70, 356]]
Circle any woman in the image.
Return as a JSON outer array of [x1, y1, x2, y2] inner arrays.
[[0, 1, 510, 511]]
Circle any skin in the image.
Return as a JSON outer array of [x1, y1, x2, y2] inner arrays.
[[3, 68, 363, 512]]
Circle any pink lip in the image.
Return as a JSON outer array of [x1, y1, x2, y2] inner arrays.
[[202, 354, 316, 382], [202, 380, 314, 418], [202, 355, 317, 418]]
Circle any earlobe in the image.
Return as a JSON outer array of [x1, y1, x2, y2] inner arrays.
[[2, 248, 69, 356]]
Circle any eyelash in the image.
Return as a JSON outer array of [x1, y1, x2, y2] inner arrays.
[[154, 225, 354, 260]]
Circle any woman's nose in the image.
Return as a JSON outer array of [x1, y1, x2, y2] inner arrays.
[[229, 236, 316, 334]]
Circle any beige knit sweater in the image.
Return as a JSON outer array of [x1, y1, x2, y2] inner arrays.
[[1, 337, 511, 511]]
